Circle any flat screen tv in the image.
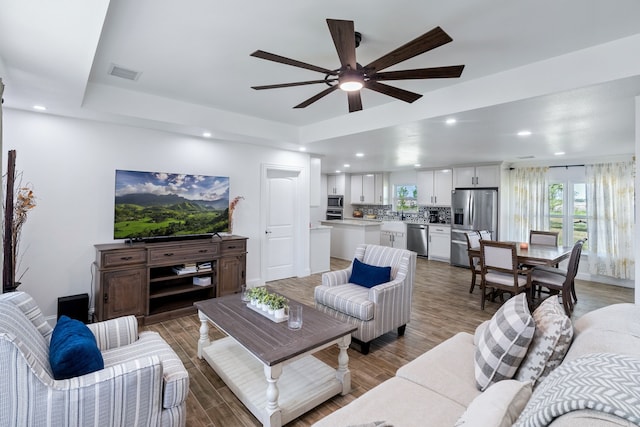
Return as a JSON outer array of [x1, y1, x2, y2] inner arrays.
[[114, 169, 229, 241]]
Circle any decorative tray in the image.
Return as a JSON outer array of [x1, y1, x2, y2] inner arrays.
[[246, 303, 288, 323]]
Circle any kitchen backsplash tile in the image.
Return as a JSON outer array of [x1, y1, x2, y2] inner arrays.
[[352, 204, 451, 223]]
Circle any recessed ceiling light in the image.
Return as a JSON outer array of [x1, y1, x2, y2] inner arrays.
[[202, 132, 212, 138], [517, 130, 532, 137], [299, 146, 307, 152], [355, 153, 364, 157], [335, 170, 342, 173], [445, 118, 456, 125], [33, 105, 46, 111], [554, 152, 565, 156], [344, 164, 350, 168], [414, 164, 421, 167]]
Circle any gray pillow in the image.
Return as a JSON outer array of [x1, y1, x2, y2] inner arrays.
[[474, 293, 535, 391], [515, 296, 573, 385]]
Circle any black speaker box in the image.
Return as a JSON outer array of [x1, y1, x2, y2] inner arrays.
[[57, 293, 89, 324]]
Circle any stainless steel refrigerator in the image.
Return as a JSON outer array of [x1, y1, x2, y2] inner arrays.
[[450, 188, 498, 267]]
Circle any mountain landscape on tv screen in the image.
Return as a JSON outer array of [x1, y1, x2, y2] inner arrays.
[[114, 170, 230, 239]]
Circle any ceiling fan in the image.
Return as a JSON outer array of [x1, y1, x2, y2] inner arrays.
[[250, 19, 465, 113]]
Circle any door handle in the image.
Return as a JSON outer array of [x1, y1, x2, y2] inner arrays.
[[265, 230, 272, 234]]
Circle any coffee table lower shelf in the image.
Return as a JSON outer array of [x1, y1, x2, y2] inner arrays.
[[201, 336, 343, 426]]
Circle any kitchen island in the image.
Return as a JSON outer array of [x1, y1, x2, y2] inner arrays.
[[310, 224, 332, 273], [320, 219, 382, 260]]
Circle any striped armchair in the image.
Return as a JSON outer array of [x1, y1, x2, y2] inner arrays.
[[0, 291, 188, 427], [314, 244, 417, 354]]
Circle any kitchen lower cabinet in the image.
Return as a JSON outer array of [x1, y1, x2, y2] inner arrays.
[[381, 230, 406, 249], [428, 225, 451, 262]]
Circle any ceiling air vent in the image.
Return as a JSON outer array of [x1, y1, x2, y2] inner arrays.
[[517, 155, 535, 159], [108, 64, 141, 81]]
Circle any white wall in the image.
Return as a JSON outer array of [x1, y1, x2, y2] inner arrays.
[[2, 109, 310, 318]]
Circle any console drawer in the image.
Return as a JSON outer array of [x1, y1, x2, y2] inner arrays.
[[148, 242, 219, 265], [221, 239, 246, 253], [101, 249, 147, 268]]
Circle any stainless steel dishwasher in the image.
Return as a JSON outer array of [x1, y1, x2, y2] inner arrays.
[[406, 223, 428, 257]]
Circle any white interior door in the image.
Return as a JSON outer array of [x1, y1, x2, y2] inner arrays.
[[264, 167, 299, 281]]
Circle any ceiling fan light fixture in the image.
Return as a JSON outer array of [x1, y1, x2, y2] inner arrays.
[[338, 69, 364, 92]]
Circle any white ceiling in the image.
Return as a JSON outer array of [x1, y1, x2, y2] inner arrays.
[[2, 0, 640, 173]]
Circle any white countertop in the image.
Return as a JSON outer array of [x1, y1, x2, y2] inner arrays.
[[310, 225, 332, 230], [320, 219, 382, 227]]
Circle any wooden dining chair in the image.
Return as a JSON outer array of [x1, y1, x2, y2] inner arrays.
[[529, 230, 559, 246], [478, 230, 492, 241], [465, 231, 482, 293], [525, 230, 561, 272], [530, 239, 585, 315], [479, 240, 532, 310]]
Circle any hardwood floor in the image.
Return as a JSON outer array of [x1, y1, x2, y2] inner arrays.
[[143, 257, 634, 427]]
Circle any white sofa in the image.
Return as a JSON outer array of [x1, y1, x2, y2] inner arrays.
[[313, 302, 640, 427]]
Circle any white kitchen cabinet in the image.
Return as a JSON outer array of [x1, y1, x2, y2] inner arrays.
[[310, 157, 321, 207], [417, 169, 452, 206], [327, 174, 346, 195], [453, 165, 500, 188], [380, 230, 406, 249], [320, 220, 381, 260], [351, 173, 385, 204], [310, 225, 331, 273], [428, 225, 451, 262]]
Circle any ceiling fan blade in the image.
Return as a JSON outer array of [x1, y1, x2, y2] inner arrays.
[[373, 65, 465, 81], [365, 81, 423, 103], [365, 27, 453, 73], [251, 50, 338, 75], [252, 79, 337, 90], [294, 85, 339, 109], [326, 19, 357, 69], [347, 91, 363, 113]]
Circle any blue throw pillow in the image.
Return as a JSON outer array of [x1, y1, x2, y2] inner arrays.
[[49, 315, 104, 380], [349, 258, 392, 288]]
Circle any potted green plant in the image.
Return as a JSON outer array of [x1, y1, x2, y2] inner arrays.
[[249, 287, 268, 308], [269, 295, 288, 319], [263, 293, 277, 314]]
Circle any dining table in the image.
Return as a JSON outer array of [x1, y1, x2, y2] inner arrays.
[[468, 242, 573, 266]]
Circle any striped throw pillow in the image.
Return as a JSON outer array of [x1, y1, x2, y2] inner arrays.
[[475, 293, 535, 391]]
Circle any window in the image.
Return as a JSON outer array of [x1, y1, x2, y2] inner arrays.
[[394, 184, 417, 213], [548, 181, 588, 249]]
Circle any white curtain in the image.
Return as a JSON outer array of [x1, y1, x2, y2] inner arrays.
[[511, 167, 549, 242], [585, 160, 635, 280]]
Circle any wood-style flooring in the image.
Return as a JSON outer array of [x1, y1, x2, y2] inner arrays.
[[143, 257, 634, 427]]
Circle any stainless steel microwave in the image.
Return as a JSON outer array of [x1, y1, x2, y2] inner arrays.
[[328, 195, 343, 208]]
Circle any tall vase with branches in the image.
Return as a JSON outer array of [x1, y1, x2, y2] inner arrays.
[[2, 150, 36, 292], [228, 196, 244, 234]]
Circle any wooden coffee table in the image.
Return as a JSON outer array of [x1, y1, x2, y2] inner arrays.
[[195, 294, 357, 427]]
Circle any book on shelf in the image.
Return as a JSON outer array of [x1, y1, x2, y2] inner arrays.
[[196, 261, 212, 272], [172, 263, 198, 275]]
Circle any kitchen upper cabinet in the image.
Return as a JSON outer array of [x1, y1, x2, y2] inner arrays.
[[453, 165, 500, 188], [351, 173, 384, 204], [327, 174, 346, 195], [417, 169, 452, 206]]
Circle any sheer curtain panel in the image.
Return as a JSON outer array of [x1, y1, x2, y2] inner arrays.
[[585, 160, 635, 280], [511, 167, 549, 243]]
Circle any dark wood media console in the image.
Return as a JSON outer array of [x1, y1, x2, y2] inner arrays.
[[94, 235, 247, 324]]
